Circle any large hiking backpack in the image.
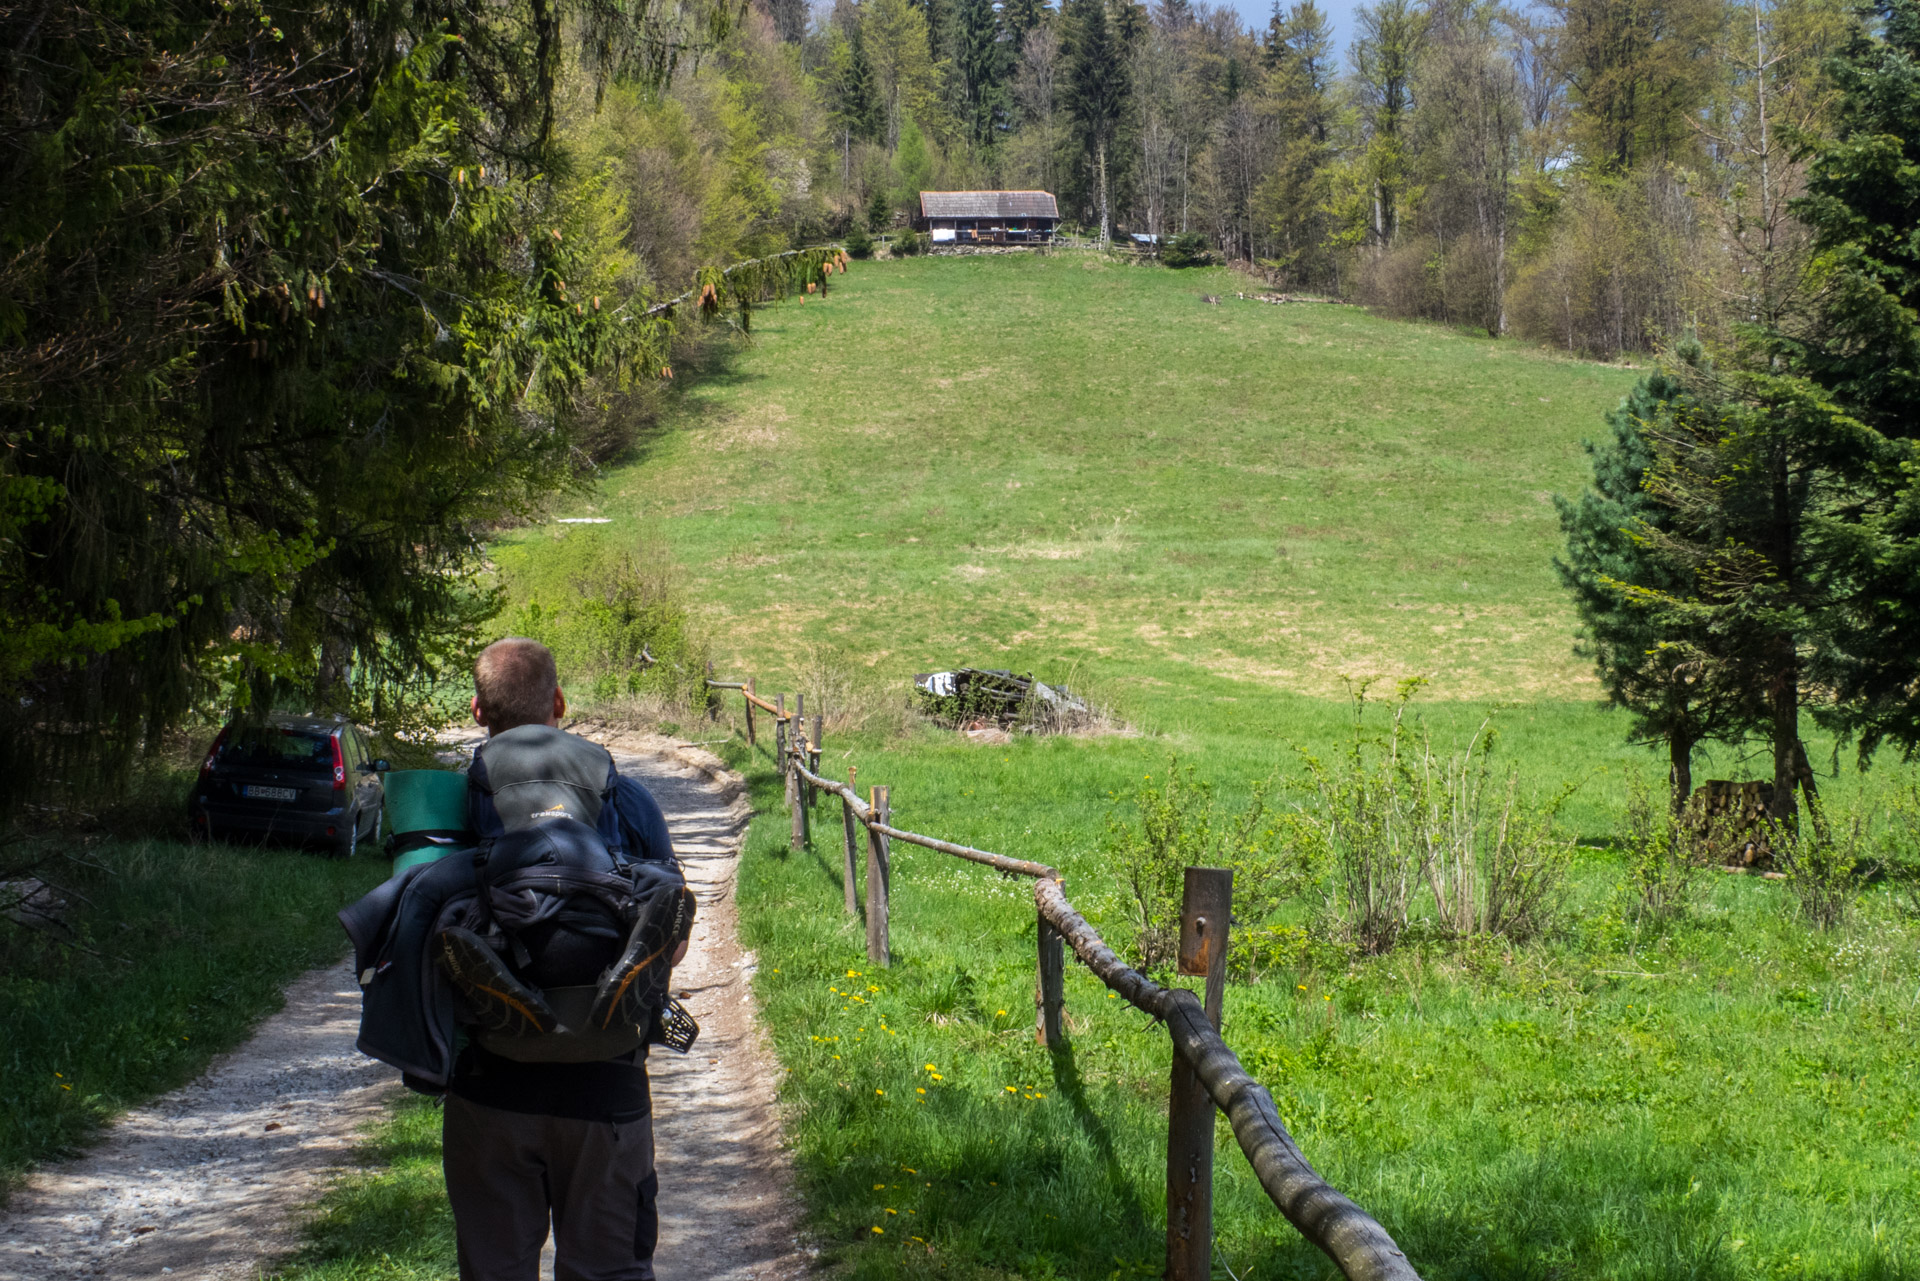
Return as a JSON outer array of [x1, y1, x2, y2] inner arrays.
[[443, 817, 696, 1062]]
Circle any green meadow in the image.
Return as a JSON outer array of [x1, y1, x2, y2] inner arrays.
[[294, 254, 1920, 1280]]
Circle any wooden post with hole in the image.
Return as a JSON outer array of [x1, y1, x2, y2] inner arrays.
[[744, 677, 756, 750], [1036, 909, 1065, 1048], [841, 765, 860, 915], [1166, 866, 1232, 1281], [865, 785, 890, 967]]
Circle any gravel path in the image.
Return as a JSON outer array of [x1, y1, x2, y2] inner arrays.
[[0, 735, 809, 1281], [0, 965, 398, 1280], [591, 734, 812, 1281]]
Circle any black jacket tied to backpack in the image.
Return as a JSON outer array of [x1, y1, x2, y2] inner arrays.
[[342, 729, 687, 1087]]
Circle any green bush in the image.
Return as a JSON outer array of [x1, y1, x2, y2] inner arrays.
[[1285, 682, 1574, 952], [1161, 231, 1213, 268], [1104, 761, 1304, 978], [865, 187, 891, 233], [489, 529, 709, 718], [844, 222, 873, 259], [891, 229, 926, 257]]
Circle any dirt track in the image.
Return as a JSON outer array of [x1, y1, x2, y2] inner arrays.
[[0, 738, 808, 1281]]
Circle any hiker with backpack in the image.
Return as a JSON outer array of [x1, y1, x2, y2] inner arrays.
[[341, 637, 695, 1281]]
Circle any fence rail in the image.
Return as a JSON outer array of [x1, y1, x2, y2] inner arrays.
[[707, 677, 1420, 1281]]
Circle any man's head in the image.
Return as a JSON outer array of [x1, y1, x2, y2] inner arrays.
[[472, 638, 566, 735]]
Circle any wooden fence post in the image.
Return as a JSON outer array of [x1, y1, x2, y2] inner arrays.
[[865, 785, 890, 967], [809, 714, 823, 808], [1036, 911, 1065, 1048], [1166, 867, 1233, 1281], [841, 765, 860, 916], [744, 678, 756, 749], [794, 737, 810, 850]]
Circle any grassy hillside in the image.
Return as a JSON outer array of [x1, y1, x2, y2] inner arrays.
[[461, 255, 1920, 1281], [541, 252, 1636, 707]]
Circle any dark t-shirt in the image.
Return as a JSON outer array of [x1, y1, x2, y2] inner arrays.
[[448, 1041, 652, 1124]]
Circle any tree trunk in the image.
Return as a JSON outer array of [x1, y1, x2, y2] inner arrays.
[[1669, 728, 1693, 816], [1792, 738, 1824, 836], [1097, 139, 1111, 248], [1767, 646, 1799, 824]]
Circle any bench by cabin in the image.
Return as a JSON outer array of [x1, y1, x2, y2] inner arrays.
[[916, 191, 1060, 246]]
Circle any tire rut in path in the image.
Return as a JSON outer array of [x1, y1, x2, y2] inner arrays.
[[0, 739, 808, 1281]]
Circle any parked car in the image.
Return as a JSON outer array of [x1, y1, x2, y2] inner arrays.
[[188, 715, 389, 857]]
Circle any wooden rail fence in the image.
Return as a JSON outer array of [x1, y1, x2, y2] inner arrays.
[[707, 677, 1421, 1281]]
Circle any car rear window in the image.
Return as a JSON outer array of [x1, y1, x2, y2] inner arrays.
[[222, 727, 335, 772]]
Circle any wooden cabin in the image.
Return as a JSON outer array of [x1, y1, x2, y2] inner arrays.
[[917, 191, 1061, 245]]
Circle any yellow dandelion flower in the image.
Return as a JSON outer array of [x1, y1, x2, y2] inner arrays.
[[917, 1088, 926, 1094], [875, 1088, 885, 1095], [925, 1063, 936, 1071], [874, 1184, 886, 1190], [996, 1009, 1007, 1016], [931, 1073, 943, 1080], [872, 1226, 884, 1234], [1004, 1086, 1016, 1093], [885, 1208, 898, 1215]]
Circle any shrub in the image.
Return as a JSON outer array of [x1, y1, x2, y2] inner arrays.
[[1285, 681, 1574, 953], [1104, 762, 1308, 978], [845, 222, 873, 259], [1161, 232, 1213, 269], [1772, 810, 1861, 931], [490, 529, 710, 721], [891, 229, 926, 257], [1872, 782, 1920, 917], [866, 187, 892, 233], [1621, 771, 1701, 927]]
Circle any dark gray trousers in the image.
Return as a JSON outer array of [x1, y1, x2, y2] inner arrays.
[[443, 1094, 658, 1281]]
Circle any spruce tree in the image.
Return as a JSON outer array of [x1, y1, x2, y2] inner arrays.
[[1794, 0, 1920, 436], [1005, 0, 1053, 44], [841, 23, 886, 143], [1556, 369, 1760, 809], [956, 0, 1013, 144], [1783, 0, 1920, 756], [1063, 0, 1130, 242]]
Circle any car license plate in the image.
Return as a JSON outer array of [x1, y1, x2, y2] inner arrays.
[[245, 785, 298, 801]]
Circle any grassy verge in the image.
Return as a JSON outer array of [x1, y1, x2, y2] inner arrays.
[[0, 828, 387, 1197], [268, 1096, 455, 1281]]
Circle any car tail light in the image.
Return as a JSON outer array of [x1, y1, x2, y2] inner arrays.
[[331, 736, 346, 790], [199, 726, 230, 780]]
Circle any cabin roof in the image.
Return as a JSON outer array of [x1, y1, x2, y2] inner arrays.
[[919, 190, 1060, 220]]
